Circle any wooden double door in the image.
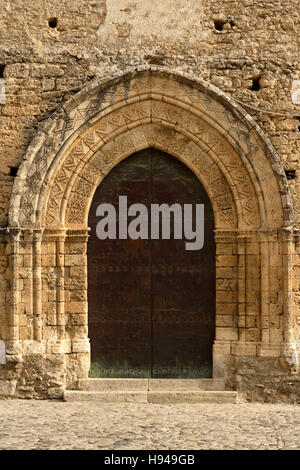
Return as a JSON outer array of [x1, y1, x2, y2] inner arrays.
[[88, 148, 215, 378]]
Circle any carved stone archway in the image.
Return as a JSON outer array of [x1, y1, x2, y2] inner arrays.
[[6, 67, 296, 397]]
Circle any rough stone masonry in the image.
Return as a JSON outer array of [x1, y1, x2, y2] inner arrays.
[[0, 0, 300, 402]]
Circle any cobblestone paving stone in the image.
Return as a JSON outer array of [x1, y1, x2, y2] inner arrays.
[[0, 400, 299, 450]]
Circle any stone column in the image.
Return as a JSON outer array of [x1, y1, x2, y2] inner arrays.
[[65, 229, 90, 374], [280, 227, 294, 356], [258, 229, 271, 355], [258, 229, 283, 357], [33, 229, 43, 341], [237, 232, 246, 341], [8, 228, 21, 341], [213, 230, 238, 377], [56, 230, 67, 341], [6, 227, 22, 360], [233, 231, 258, 356], [19, 230, 34, 341]]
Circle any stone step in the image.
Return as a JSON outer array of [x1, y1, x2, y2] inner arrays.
[[78, 378, 148, 392], [148, 391, 237, 404], [63, 390, 237, 404], [77, 378, 226, 392], [64, 390, 148, 403], [148, 379, 226, 391]]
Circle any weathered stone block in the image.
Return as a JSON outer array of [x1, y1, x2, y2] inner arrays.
[[67, 313, 88, 326], [0, 380, 17, 396], [0, 340, 6, 364], [216, 303, 237, 315], [72, 339, 90, 353], [216, 315, 234, 327], [69, 266, 86, 277], [65, 255, 85, 266], [64, 301, 87, 314], [231, 343, 257, 356], [22, 340, 46, 355], [216, 255, 238, 267], [42, 254, 56, 266], [216, 328, 238, 341], [47, 340, 72, 354]]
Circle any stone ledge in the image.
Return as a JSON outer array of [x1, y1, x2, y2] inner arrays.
[[63, 390, 238, 404]]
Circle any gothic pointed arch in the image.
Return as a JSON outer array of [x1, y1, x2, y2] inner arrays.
[[9, 66, 292, 231], [6, 67, 297, 394]]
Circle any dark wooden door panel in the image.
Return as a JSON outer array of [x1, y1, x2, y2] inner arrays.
[[87, 148, 215, 378], [88, 151, 152, 377], [151, 152, 215, 377]]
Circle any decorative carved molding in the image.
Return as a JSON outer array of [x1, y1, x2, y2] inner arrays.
[[5, 67, 296, 360], [9, 67, 292, 232]]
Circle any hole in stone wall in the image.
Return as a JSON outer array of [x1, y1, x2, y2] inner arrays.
[[250, 77, 261, 91], [214, 20, 226, 31], [48, 18, 58, 28], [0, 65, 5, 78], [144, 55, 165, 66], [285, 170, 296, 180], [8, 166, 18, 177]]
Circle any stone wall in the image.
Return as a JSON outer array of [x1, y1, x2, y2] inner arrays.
[[0, 0, 300, 401]]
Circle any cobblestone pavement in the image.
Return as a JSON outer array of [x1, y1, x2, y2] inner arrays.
[[0, 400, 299, 450]]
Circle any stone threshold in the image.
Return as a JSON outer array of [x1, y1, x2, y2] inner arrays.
[[63, 378, 237, 403]]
